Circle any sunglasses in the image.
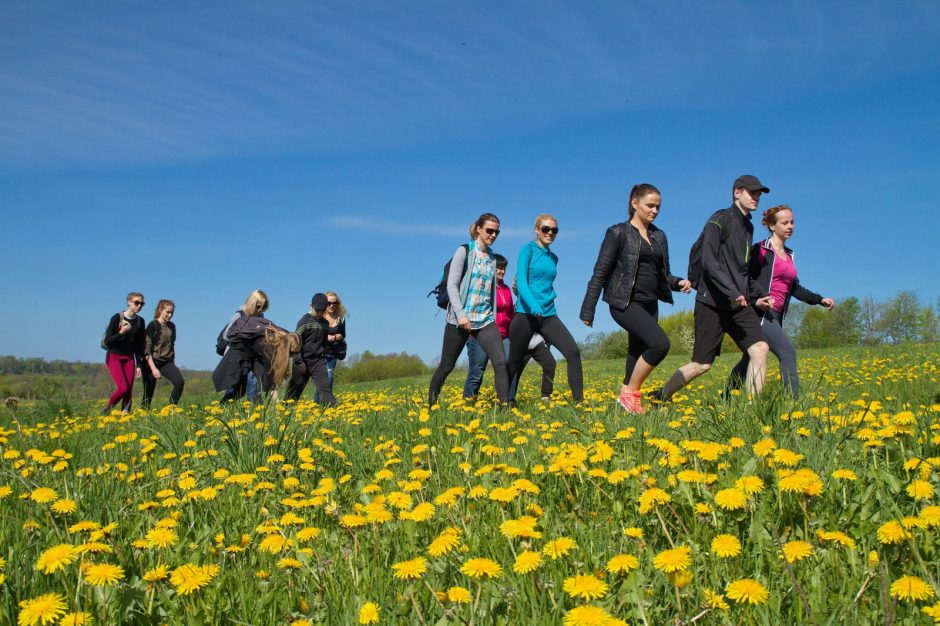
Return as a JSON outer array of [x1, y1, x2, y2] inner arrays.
[[484, 227, 500, 236], [539, 226, 559, 235], [132, 300, 145, 306], [327, 302, 337, 305]]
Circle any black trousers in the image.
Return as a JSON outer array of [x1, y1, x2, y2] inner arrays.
[[608, 300, 670, 385], [286, 358, 337, 406], [508, 314, 582, 402], [429, 322, 508, 405], [524, 340, 556, 398], [141, 360, 185, 408]]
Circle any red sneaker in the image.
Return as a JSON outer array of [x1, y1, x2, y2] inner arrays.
[[617, 391, 645, 414]]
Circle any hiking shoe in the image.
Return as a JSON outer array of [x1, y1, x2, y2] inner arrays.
[[617, 391, 645, 414]]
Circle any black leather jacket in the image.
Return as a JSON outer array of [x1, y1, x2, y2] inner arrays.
[[580, 222, 684, 323]]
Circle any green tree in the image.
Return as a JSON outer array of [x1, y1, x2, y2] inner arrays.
[[878, 290, 922, 345], [795, 297, 860, 348]]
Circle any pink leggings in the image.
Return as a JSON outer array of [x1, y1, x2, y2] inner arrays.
[[106, 353, 136, 411]]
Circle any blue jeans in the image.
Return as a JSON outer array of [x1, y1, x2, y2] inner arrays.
[[246, 371, 258, 402], [463, 337, 519, 400], [315, 356, 337, 403]]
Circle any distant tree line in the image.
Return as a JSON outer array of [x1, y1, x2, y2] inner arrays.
[[0, 350, 431, 400], [580, 290, 939, 360]]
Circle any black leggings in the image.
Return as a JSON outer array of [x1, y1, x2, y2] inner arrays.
[[429, 323, 508, 404], [608, 300, 670, 385], [508, 314, 582, 402], [286, 358, 337, 406], [141, 360, 185, 408]]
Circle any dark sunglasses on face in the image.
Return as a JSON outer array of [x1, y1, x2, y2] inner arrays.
[[484, 227, 500, 236], [327, 302, 337, 305], [132, 300, 144, 306], [540, 226, 559, 235]]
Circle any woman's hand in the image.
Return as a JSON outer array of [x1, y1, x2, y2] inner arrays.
[[135, 367, 142, 380], [678, 279, 692, 294], [582, 319, 592, 328], [458, 317, 471, 331], [151, 368, 162, 379], [822, 298, 835, 310], [118, 321, 131, 334], [754, 296, 775, 311]]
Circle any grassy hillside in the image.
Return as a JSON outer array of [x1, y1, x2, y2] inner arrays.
[[1, 343, 938, 625]]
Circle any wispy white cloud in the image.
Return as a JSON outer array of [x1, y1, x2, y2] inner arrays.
[[1, 1, 938, 170]]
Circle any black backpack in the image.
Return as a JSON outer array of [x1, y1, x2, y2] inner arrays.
[[688, 210, 730, 290], [215, 310, 246, 356], [427, 244, 470, 309]]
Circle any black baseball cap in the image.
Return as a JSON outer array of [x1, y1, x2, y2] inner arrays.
[[733, 175, 770, 193], [311, 293, 329, 310]]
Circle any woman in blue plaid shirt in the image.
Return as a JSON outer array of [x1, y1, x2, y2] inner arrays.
[[428, 213, 510, 406]]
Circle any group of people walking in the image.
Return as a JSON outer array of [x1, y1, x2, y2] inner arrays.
[[101, 290, 348, 412], [102, 173, 833, 414], [430, 174, 834, 412]]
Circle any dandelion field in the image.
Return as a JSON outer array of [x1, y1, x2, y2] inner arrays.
[[2, 345, 939, 625]]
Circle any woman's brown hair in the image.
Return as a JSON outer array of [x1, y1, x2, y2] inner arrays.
[[154, 299, 175, 319], [470, 213, 500, 240], [628, 183, 660, 217], [761, 205, 792, 230], [264, 326, 301, 388]]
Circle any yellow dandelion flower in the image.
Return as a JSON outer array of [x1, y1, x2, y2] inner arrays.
[[391, 557, 427, 580], [461, 558, 502, 579], [513, 550, 543, 574], [907, 480, 935, 500], [653, 546, 692, 573], [358, 602, 380, 624], [816, 530, 856, 550], [669, 569, 693, 588], [623, 527, 644, 539], [714, 488, 748, 511], [170, 563, 219, 595], [735, 475, 765, 494], [563, 574, 609, 600], [29, 487, 58, 503], [35, 544, 79, 574], [704, 589, 729, 610], [922, 602, 940, 621], [564, 605, 615, 626], [606, 553, 640, 574], [488, 487, 518, 503], [831, 469, 857, 481], [83, 562, 124, 586], [447, 586, 472, 603], [407, 502, 436, 522], [542, 537, 576, 560], [877, 520, 909, 545], [638, 487, 671, 514], [428, 527, 461, 557], [867, 551, 880, 568], [920, 505, 940, 527], [258, 534, 290, 554], [50, 499, 77, 515], [710, 534, 742, 558], [781, 540, 814, 563], [499, 516, 542, 540], [725, 578, 769, 605], [295, 527, 321, 542], [143, 564, 169, 582], [890, 575, 936, 602], [16, 592, 67, 626], [59, 612, 92, 626], [145, 527, 178, 549]]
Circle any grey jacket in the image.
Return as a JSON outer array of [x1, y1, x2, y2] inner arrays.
[[445, 244, 498, 327]]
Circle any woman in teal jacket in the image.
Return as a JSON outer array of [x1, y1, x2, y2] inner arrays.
[[507, 214, 583, 403]]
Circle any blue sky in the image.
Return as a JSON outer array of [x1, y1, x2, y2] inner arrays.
[[3, 1, 939, 370]]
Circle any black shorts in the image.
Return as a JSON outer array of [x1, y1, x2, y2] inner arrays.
[[691, 301, 765, 365]]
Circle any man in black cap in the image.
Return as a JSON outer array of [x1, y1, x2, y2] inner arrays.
[[652, 175, 774, 402]]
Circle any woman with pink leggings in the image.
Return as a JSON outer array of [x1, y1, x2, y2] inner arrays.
[[102, 292, 147, 412]]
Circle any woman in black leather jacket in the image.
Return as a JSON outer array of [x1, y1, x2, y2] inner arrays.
[[580, 183, 692, 413]]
